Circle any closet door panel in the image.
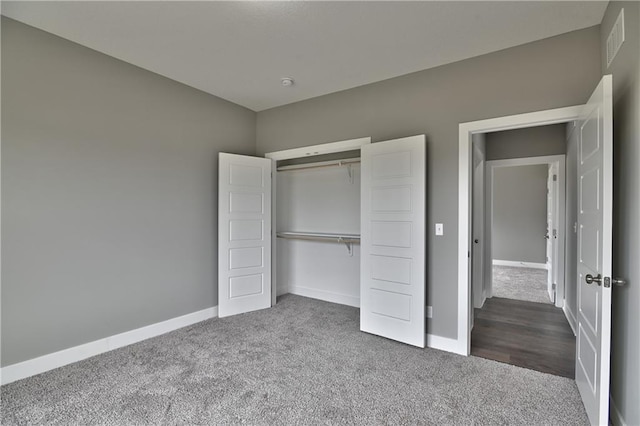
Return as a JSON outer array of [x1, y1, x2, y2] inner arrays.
[[219, 153, 272, 318], [361, 135, 426, 348]]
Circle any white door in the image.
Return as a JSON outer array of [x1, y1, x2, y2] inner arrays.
[[546, 165, 556, 303], [218, 153, 272, 318], [360, 135, 426, 347], [575, 75, 613, 426]]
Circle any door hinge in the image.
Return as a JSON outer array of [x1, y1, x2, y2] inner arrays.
[[552, 283, 556, 291], [553, 174, 558, 181]]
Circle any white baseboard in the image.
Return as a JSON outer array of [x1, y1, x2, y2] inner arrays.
[[0, 306, 217, 386], [610, 395, 628, 426], [473, 294, 487, 310], [289, 285, 359, 308], [563, 305, 577, 336], [492, 259, 548, 270], [427, 334, 467, 355]]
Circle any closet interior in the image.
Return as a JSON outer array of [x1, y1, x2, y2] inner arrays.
[[274, 150, 362, 307]]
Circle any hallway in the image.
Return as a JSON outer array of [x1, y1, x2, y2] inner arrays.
[[471, 297, 575, 378]]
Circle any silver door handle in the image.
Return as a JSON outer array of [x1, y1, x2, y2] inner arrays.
[[612, 278, 627, 287], [585, 274, 602, 285]]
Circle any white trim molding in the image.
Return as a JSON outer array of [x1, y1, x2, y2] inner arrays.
[[492, 260, 548, 270], [265, 137, 371, 161], [289, 286, 359, 308], [563, 305, 578, 336], [610, 395, 628, 426], [426, 334, 466, 355], [0, 306, 218, 385], [458, 105, 583, 356]]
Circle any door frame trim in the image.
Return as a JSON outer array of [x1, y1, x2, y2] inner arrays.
[[264, 137, 371, 161], [485, 154, 566, 307], [458, 105, 582, 355]]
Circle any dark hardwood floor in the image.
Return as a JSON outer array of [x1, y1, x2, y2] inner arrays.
[[471, 297, 576, 378]]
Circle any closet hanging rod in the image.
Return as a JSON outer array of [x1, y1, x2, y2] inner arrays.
[[276, 231, 360, 255], [276, 158, 360, 172], [276, 231, 360, 243]]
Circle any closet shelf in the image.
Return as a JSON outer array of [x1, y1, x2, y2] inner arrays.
[[276, 231, 360, 255]]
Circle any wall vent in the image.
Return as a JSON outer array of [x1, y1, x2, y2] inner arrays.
[[606, 8, 625, 68]]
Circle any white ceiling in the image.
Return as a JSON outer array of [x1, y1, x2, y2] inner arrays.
[[2, 1, 607, 111]]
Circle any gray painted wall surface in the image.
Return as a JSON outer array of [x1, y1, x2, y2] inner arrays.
[[492, 165, 548, 264], [1, 18, 256, 366], [257, 26, 602, 338], [600, 3, 640, 425], [485, 124, 566, 161]]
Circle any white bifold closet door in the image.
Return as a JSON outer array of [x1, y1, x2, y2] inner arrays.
[[218, 153, 272, 318], [360, 135, 426, 348]]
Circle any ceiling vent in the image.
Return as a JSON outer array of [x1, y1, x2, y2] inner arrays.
[[606, 8, 625, 68]]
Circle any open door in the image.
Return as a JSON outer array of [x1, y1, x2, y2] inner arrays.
[[218, 153, 272, 318], [360, 135, 426, 347], [546, 164, 558, 303], [575, 75, 613, 426]]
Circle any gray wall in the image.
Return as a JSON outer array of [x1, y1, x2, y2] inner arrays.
[[492, 165, 548, 264], [485, 124, 566, 160], [600, 3, 640, 425], [1, 18, 256, 366], [257, 26, 602, 338]]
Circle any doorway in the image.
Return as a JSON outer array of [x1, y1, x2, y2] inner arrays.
[[483, 155, 566, 307], [469, 130, 574, 377], [459, 76, 614, 425]]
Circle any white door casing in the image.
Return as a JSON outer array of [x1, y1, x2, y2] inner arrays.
[[360, 135, 426, 348], [460, 106, 584, 357], [575, 75, 613, 426], [218, 153, 272, 318]]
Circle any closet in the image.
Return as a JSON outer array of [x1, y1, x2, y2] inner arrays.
[[218, 135, 427, 347]]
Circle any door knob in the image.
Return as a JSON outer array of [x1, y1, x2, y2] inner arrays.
[[612, 278, 627, 287], [585, 274, 602, 285]]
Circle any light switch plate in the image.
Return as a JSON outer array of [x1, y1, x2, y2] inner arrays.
[[435, 223, 444, 236]]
